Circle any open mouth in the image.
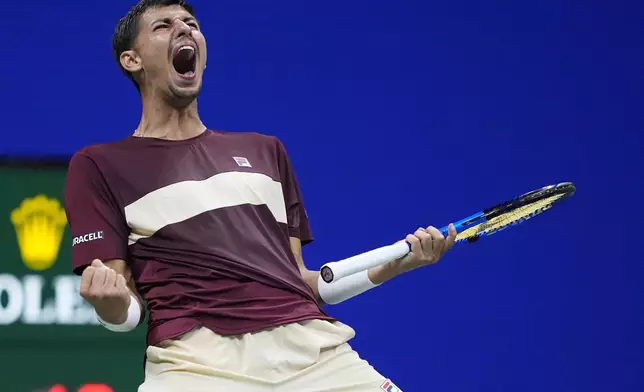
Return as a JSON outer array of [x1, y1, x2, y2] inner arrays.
[[172, 45, 197, 79]]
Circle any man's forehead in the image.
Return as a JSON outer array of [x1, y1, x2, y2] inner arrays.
[[141, 4, 193, 23]]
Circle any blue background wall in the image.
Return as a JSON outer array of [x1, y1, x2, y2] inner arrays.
[[2, 1, 642, 391]]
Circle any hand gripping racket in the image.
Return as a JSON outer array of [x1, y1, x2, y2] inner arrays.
[[320, 182, 576, 283]]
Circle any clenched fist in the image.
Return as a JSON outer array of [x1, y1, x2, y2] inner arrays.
[[80, 259, 131, 324]]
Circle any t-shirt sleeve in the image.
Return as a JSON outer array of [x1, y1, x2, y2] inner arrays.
[[65, 152, 129, 275], [274, 137, 314, 245]]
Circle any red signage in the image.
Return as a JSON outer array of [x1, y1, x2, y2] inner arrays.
[[48, 384, 114, 392]]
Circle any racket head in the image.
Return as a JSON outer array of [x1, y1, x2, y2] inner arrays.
[[442, 182, 576, 244]]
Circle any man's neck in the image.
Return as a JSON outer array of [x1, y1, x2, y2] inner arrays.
[[135, 92, 206, 140]]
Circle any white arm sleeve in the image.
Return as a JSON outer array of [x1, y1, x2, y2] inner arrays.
[[96, 295, 141, 332], [318, 269, 380, 305]]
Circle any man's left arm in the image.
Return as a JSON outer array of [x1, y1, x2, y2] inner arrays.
[[291, 223, 457, 305]]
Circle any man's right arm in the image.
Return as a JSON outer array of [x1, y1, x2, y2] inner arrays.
[[65, 152, 143, 329]]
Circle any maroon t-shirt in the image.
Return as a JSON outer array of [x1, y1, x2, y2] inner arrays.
[[65, 130, 333, 346]]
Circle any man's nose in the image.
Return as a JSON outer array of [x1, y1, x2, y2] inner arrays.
[[173, 20, 192, 38]]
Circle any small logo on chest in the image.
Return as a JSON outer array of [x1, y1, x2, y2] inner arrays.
[[233, 157, 252, 168]]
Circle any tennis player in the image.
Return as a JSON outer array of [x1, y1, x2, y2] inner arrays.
[[65, 1, 457, 391]]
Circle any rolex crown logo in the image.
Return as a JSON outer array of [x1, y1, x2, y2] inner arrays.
[[10, 194, 68, 271]]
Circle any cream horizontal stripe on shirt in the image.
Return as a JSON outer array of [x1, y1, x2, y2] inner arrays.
[[124, 171, 287, 245]]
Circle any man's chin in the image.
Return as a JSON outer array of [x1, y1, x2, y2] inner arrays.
[[168, 82, 202, 105]]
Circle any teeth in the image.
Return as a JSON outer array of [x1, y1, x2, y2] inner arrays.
[[179, 45, 194, 52]]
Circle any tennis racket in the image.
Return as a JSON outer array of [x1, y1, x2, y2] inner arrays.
[[320, 182, 576, 283]]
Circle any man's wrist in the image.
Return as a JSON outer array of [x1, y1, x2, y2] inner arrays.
[[368, 261, 407, 285], [94, 301, 130, 325]]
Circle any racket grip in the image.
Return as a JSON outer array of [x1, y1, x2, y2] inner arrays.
[[320, 241, 411, 283]]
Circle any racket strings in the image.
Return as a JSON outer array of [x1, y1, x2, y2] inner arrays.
[[456, 194, 566, 241]]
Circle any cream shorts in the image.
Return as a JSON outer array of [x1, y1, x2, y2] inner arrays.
[[138, 319, 402, 391]]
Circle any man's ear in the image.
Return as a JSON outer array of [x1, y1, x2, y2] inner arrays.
[[120, 50, 142, 74]]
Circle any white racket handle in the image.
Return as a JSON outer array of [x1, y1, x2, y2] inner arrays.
[[320, 241, 411, 283]]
